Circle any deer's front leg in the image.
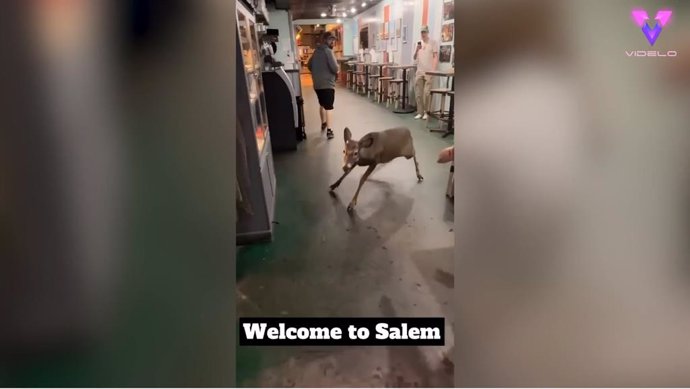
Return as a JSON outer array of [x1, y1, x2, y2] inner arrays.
[[330, 166, 354, 191], [347, 164, 377, 212]]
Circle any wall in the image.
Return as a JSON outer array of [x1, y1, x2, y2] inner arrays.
[[290, 18, 356, 57], [350, 0, 453, 68], [267, 3, 297, 65], [343, 19, 356, 56], [434, 0, 454, 71]]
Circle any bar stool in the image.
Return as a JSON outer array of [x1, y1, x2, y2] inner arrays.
[[352, 69, 361, 92], [429, 88, 451, 119], [397, 70, 413, 112], [346, 67, 354, 89], [446, 162, 454, 199], [368, 73, 381, 99], [445, 90, 454, 137], [427, 88, 451, 132], [353, 71, 366, 93], [378, 75, 393, 104], [376, 65, 393, 104], [389, 78, 405, 109]]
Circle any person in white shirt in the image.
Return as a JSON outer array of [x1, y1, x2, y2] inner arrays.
[[413, 25, 439, 120]]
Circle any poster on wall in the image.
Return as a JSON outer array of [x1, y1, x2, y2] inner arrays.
[[396, 18, 402, 37], [440, 45, 452, 63], [443, 0, 454, 21], [441, 22, 454, 43]]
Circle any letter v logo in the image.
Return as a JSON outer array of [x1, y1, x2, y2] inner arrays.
[[631, 9, 672, 46]]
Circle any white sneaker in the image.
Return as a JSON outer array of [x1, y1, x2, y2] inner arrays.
[[422, 113, 428, 120], [414, 114, 423, 119]]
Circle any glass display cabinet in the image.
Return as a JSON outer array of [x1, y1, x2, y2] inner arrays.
[[236, 0, 276, 244]]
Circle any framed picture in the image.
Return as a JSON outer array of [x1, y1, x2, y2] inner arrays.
[[396, 18, 402, 37], [443, 0, 454, 21], [440, 45, 452, 63], [441, 22, 454, 43], [402, 25, 407, 43]]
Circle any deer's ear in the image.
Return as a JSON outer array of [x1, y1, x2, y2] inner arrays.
[[344, 127, 352, 142], [359, 135, 374, 148]]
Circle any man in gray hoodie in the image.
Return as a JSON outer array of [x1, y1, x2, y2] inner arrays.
[[307, 31, 339, 140]]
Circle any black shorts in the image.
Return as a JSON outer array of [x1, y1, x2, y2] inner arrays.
[[315, 88, 335, 110]]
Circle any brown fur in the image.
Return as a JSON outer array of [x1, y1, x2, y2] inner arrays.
[[330, 127, 423, 212]]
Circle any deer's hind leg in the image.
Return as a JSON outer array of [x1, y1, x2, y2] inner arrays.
[[413, 154, 423, 182], [404, 143, 423, 182]]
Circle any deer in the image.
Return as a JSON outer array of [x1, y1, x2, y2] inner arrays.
[[329, 127, 424, 212]]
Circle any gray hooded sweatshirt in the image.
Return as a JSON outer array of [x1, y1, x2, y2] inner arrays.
[[307, 44, 338, 90]]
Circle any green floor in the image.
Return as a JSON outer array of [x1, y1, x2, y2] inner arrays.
[[237, 83, 454, 387]]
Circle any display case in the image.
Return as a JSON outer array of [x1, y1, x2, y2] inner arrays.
[[237, 0, 276, 244], [238, 5, 269, 153]]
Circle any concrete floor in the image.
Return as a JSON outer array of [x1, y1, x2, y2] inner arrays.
[[237, 76, 454, 387]]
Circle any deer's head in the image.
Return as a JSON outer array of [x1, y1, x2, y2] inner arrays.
[[342, 127, 373, 171]]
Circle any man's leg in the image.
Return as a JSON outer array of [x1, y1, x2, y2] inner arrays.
[[316, 89, 327, 130], [414, 74, 425, 118], [325, 89, 335, 139], [422, 75, 432, 119], [319, 106, 327, 130]]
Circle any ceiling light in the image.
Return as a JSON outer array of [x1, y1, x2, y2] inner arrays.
[[342, 12, 347, 17], [316, 24, 320, 27], [351, 7, 356, 13], [320, 12, 327, 17], [361, 2, 366, 7], [337, 18, 342, 23]]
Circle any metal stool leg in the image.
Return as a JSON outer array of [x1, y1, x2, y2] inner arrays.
[[426, 92, 436, 130], [446, 163, 454, 199]]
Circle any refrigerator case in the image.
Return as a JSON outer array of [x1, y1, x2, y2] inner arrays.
[[236, 1, 276, 244]]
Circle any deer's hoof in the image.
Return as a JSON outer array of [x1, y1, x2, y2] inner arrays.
[[347, 204, 355, 213], [417, 175, 424, 182], [329, 184, 337, 191]]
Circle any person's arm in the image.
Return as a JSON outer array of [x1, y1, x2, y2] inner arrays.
[[413, 43, 420, 61], [327, 50, 339, 75]]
